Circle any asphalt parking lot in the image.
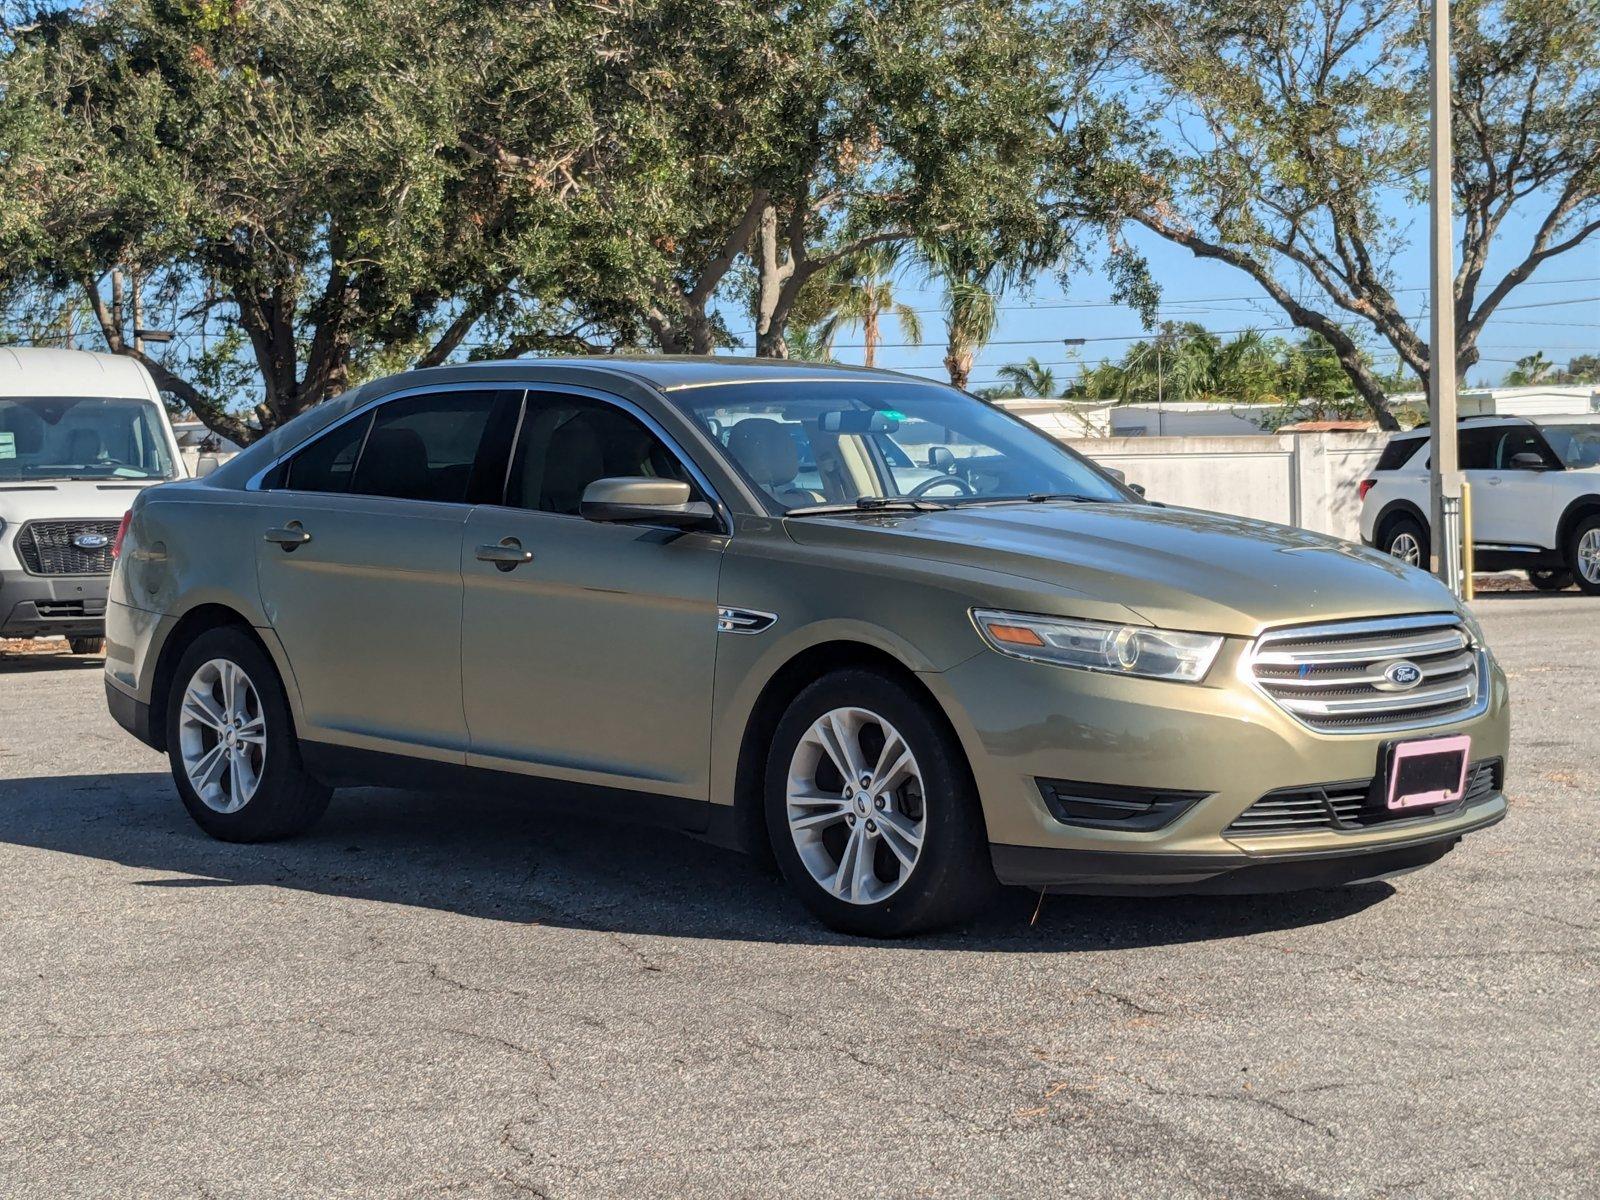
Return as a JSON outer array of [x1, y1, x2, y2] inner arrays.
[[1, 593, 1595, 1199]]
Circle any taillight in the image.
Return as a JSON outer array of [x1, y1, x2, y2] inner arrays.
[[1358, 479, 1376, 501], [111, 509, 133, 559]]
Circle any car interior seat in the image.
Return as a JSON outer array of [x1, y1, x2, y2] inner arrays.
[[727, 418, 823, 507]]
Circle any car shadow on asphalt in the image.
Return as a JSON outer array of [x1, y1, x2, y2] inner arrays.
[[0, 651, 105, 674], [0, 770, 1395, 950]]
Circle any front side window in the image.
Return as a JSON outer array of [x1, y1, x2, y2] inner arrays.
[[674, 380, 1128, 512], [506, 393, 701, 515], [280, 389, 511, 503], [1491, 427, 1559, 470], [0, 396, 175, 482], [1540, 423, 1600, 469]]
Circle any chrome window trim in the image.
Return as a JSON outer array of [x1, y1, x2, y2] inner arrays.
[[242, 379, 731, 534]]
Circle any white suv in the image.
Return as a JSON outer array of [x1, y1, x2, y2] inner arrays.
[[1, 348, 186, 651], [1359, 414, 1600, 593]]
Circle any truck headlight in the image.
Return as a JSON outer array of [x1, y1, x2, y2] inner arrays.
[[971, 609, 1223, 683]]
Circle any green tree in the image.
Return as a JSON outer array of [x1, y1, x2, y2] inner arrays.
[[1125, 0, 1600, 429], [813, 244, 922, 368], [0, 0, 730, 441], [996, 357, 1060, 398], [1505, 351, 1555, 386]]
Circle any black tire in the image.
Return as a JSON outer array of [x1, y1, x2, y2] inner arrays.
[[1381, 514, 1429, 569], [1567, 514, 1600, 596], [67, 636, 104, 655], [1527, 568, 1573, 592], [164, 625, 331, 842], [764, 668, 994, 937]]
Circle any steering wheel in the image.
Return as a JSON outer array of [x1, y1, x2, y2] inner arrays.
[[907, 473, 975, 498]]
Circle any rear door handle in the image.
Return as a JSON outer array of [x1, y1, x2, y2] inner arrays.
[[264, 523, 311, 549], [476, 538, 533, 571]]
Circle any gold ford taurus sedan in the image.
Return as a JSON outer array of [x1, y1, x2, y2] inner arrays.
[[104, 358, 1509, 936]]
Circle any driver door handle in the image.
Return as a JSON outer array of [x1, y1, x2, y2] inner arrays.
[[476, 538, 534, 571], [263, 524, 312, 548]]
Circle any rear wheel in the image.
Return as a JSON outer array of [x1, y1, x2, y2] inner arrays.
[[165, 626, 331, 841], [1569, 515, 1600, 596], [1527, 568, 1573, 592], [67, 636, 104, 655], [1381, 515, 1428, 568], [765, 668, 993, 937]]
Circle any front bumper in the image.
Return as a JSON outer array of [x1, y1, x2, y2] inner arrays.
[[923, 637, 1511, 893], [0, 570, 109, 638]]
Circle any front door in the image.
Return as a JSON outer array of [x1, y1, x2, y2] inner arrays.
[[1466, 425, 1560, 547], [460, 390, 727, 800], [254, 387, 514, 759]]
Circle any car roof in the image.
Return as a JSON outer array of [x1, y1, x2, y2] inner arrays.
[[0, 347, 159, 400], [405, 355, 945, 393]]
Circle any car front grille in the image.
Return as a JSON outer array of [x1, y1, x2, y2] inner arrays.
[[1227, 758, 1502, 836], [14, 519, 121, 576], [1247, 613, 1486, 733]]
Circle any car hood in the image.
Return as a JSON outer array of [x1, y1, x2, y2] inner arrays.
[[0, 479, 163, 524], [783, 501, 1458, 637]]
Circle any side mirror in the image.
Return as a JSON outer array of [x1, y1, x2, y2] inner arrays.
[[927, 446, 957, 473], [194, 454, 220, 478], [1129, 482, 1147, 497], [1509, 451, 1549, 471], [579, 477, 716, 528]]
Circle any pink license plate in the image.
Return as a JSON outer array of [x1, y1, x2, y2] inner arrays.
[[1386, 735, 1471, 810]]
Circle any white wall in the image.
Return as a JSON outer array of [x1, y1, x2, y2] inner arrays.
[[1056, 431, 1387, 543]]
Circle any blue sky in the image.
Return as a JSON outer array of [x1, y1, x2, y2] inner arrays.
[[755, 208, 1600, 392]]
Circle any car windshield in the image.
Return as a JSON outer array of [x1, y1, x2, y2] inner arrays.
[[1539, 423, 1600, 469], [0, 396, 175, 482], [671, 380, 1129, 513]]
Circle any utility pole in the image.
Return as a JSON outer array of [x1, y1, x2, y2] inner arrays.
[[1427, 0, 1464, 595]]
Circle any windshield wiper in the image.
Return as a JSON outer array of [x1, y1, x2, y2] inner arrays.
[[956, 492, 1108, 507], [785, 497, 952, 517]]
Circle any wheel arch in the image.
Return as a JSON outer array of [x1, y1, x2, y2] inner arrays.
[[727, 639, 984, 866], [146, 604, 276, 754], [1555, 494, 1600, 555], [1373, 498, 1428, 547]]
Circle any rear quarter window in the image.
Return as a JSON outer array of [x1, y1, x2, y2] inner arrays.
[[1375, 438, 1424, 471]]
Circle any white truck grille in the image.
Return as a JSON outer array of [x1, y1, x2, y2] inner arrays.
[[1247, 613, 1487, 734]]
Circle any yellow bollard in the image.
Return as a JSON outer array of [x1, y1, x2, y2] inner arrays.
[[1461, 481, 1475, 601]]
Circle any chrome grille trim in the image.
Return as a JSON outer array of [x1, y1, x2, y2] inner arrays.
[[1246, 613, 1488, 734]]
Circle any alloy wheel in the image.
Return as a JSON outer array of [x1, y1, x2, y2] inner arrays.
[[1579, 528, 1600, 585], [1389, 531, 1422, 566], [177, 658, 267, 814], [785, 706, 927, 905]]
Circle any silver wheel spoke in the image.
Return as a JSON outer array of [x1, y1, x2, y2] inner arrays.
[[178, 658, 267, 814], [785, 705, 927, 907]]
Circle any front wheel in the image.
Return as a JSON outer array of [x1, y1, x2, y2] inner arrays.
[[1569, 515, 1600, 596], [67, 636, 104, 655], [1527, 568, 1573, 592], [765, 669, 994, 937], [165, 626, 331, 841]]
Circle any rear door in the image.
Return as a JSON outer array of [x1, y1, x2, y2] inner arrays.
[[459, 388, 727, 800], [253, 387, 517, 759]]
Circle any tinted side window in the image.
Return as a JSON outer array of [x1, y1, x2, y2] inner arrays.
[[1456, 428, 1495, 471], [283, 413, 371, 493], [507, 394, 700, 515], [348, 390, 503, 504], [1492, 427, 1556, 469], [1375, 437, 1423, 471]]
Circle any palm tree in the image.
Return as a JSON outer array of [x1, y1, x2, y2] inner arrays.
[[814, 244, 922, 368], [996, 356, 1059, 397], [921, 240, 1008, 391], [1506, 351, 1555, 387]]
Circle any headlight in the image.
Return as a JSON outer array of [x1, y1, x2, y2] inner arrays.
[[971, 608, 1223, 683]]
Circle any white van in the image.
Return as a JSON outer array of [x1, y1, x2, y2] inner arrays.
[[0, 348, 186, 652]]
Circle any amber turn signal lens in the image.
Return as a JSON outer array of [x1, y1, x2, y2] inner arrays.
[[984, 622, 1046, 647]]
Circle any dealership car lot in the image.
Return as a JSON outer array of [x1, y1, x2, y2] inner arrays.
[[0, 594, 1595, 1198]]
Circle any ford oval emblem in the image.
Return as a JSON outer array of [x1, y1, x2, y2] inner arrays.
[[73, 532, 110, 551], [1381, 660, 1423, 690]]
